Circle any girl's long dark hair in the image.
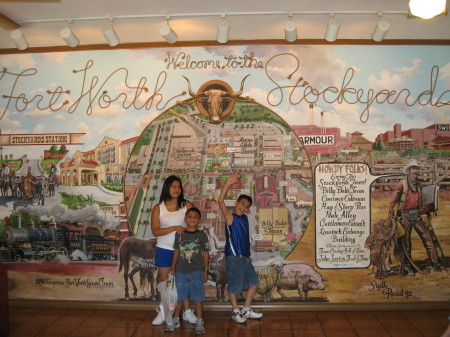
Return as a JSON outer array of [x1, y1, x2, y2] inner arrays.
[[159, 175, 186, 210]]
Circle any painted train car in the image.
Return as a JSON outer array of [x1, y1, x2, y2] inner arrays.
[[2, 221, 115, 262]]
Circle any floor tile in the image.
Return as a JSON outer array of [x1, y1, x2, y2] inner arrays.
[[12, 307, 43, 315], [230, 319, 261, 329], [119, 310, 149, 319], [9, 314, 36, 325], [11, 323, 48, 335], [378, 318, 414, 330], [408, 318, 443, 329], [387, 329, 423, 337], [416, 328, 447, 337], [292, 330, 326, 337], [344, 312, 376, 320], [92, 309, 122, 318], [262, 311, 290, 319], [99, 326, 136, 337], [53, 315, 89, 326], [261, 318, 291, 329], [68, 326, 108, 337], [372, 311, 405, 320], [317, 312, 347, 320], [81, 316, 116, 327], [320, 319, 353, 330], [203, 311, 230, 319], [7, 307, 449, 337], [228, 330, 261, 337], [323, 330, 358, 337], [159, 331, 194, 337], [176, 320, 196, 329], [110, 317, 145, 329], [427, 310, 450, 319], [130, 326, 165, 337], [354, 329, 391, 337], [400, 310, 432, 319], [349, 319, 384, 330], [138, 320, 159, 329], [262, 329, 293, 337], [199, 330, 230, 337], [437, 319, 450, 328], [289, 312, 318, 320], [291, 319, 322, 330], [26, 314, 60, 325], [66, 309, 97, 317], [39, 324, 77, 336], [202, 318, 230, 329]]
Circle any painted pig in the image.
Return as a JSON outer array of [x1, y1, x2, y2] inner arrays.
[[276, 263, 326, 301]]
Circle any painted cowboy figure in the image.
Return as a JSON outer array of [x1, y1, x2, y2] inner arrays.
[[49, 162, 59, 186], [1, 163, 9, 176], [26, 167, 36, 183], [389, 161, 443, 276]]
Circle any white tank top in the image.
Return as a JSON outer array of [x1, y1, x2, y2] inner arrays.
[[156, 202, 187, 250]]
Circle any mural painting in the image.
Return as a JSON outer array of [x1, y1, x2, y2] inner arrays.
[[0, 45, 448, 304]]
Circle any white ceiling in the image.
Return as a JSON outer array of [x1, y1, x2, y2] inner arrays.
[[0, 0, 449, 51]]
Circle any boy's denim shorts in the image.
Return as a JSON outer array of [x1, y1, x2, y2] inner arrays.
[[155, 247, 174, 268], [175, 270, 205, 302], [225, 256, 260, 294]]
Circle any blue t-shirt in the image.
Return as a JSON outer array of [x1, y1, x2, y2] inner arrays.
[[225, 214, 250, 257]]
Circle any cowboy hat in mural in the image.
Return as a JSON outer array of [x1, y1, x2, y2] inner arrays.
[[402, 160, 424, 175]]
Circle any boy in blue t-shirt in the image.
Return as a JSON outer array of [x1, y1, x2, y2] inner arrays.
[[218, 173, 263, 323]]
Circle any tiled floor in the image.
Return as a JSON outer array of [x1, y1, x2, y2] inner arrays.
[[5, 306, 450, 337]]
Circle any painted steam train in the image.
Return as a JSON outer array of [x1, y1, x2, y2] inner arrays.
[[2, 220, 115, 262]]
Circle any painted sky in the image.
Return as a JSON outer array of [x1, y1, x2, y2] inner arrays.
[[0, 45, 449, 159]]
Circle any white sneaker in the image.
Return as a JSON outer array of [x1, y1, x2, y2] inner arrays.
[[182, 309, 198, 324], [231, 310, 247, 323], [242, 307, 263, 319], [152, 310, 165, 326]]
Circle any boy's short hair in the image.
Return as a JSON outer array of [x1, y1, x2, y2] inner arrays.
[[186, 207, 201, 217], [237, 194, 252, 206]]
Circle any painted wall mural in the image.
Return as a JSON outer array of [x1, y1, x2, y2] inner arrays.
[[0, 45, 449, 304]]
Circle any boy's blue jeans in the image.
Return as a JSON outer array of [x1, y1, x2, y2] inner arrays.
[[175, 270, 205, 301], [225, 255, 259, 294]]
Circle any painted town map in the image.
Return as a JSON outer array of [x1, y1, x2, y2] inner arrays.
[[124, 96, 313, 263]]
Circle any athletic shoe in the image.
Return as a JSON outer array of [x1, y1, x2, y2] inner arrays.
[[231, 310, 247, 323], [195, 319, 205, 335], [182, 309, 198, 324], [165, 317, 180, 331], [242, 307, 263, 319], [152, 309, 164, 326]]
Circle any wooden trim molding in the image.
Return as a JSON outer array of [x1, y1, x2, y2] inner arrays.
[[1, 39, 450, 55]]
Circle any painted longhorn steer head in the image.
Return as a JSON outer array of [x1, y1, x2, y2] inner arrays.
[[183, 75, 250, 124]]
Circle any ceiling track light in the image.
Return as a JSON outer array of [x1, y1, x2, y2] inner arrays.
[[409, 0, 447, 19], [160, 16, 178, 44], [10, 28, 29, 50], [216, 14, 230, 44], [102, 18, 120, 46], [60, 20, 79, 47], [371, 13, 390, 42], [324, 13, 340, 42], [284, 13, 297, 42]]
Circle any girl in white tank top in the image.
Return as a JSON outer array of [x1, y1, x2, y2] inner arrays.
[[150, 175, 193, 325], [156, 202, 188, 250]]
